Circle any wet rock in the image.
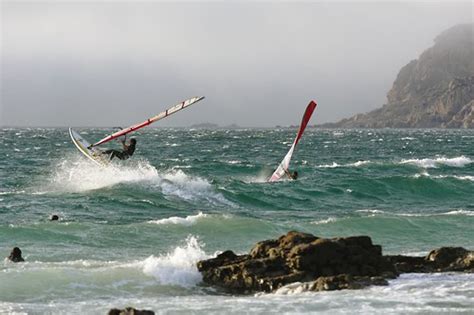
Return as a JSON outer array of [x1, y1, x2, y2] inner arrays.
[[426, 247, 473, 272], [107, 307, 155, 315], [7, 247, 24, 263], [387, 247, 473, 273], [309, 274, 388, 291], [197, 231, 396, 294], [198, 231, 472, 294]]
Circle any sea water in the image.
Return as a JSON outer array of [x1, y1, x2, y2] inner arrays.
[[0, 128, 473, 314]]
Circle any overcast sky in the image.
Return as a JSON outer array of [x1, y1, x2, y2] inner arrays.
[[1, 1, 472, 127]]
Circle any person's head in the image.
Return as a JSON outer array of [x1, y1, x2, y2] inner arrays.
[[130, 138, 137, 145], [11, 247, 22, 256], [292, 171, 298, 179]]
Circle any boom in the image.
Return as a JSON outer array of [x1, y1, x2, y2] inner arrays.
[[91, 96, 205, 147]]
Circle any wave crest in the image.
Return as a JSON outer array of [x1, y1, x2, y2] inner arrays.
[[400, 156, 472, 168], [142, 236, 207, 287], [148, 212, 208, 226]]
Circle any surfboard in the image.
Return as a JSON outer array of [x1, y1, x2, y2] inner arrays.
[[69, 128, 110, 166]]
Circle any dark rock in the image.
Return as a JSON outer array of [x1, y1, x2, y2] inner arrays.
[[197, 231, 472, 294], [426, 247, 474, 272], [197, 250, 247, 272], [7, 247, 24, 263], [197, 231, 396, 294], [387, 247, 473, 273], [107, 307, 154, 315], [309, 274, 389, 291], [249, 239, 279, 259]]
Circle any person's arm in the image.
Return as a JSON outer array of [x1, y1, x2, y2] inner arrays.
[[121, 140, 129, 151], [283, 168, 292, 179]]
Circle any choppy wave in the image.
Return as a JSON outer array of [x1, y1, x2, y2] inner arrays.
[[0, 236, 207, 299], [310, 217, 338, 225], [148, 212, 208, 226], [412, 172, 474, 181], [45, 156, 233, 205], [317, 156, 472, 169], [317, 160, 371, 168], [356, 209, 474, 217], [400, 156, 472, 168], [50, 155, 159, 192]]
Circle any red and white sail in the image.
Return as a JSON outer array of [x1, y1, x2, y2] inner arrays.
[[91, 96, 205, 147], [268, 100, 317, 182]]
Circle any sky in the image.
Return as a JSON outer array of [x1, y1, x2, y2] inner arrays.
[[1, 1, 472, 127]]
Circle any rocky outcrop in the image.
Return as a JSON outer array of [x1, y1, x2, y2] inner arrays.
[[197, 231, 397, 293], [107, 307, 154, 315], [197, 231, 473, 294], [325, 24, 474, 128]]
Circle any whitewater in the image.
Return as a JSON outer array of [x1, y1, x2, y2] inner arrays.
[[0, 128, 473, 314]]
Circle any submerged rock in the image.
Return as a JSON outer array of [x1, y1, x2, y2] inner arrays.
[[197, 231, 473, 294], [107, 307, 154, 315], [7, 247, 24, 263]]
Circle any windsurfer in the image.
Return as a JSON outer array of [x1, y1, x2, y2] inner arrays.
[[103, 138, 136, 160], [284, 169, 298, 180]]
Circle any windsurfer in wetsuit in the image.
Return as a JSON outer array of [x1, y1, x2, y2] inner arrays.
[[284, 169, 298, 180], [269, 168, 298, 180], [103, 138, 136, 160]]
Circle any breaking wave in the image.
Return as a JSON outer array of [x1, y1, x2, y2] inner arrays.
[[142, 236, 208, 287], [46, 155, 233, 205]]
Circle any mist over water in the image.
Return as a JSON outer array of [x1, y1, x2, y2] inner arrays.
[[1, 128, 473, 313]]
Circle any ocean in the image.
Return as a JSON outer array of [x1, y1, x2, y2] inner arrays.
[[0, 128, 473, 314]]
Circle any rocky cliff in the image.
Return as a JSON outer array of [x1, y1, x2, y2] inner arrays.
[[326, 24, 474, 128]]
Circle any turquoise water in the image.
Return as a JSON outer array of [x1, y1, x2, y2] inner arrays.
[[1, 128, 473, 314]]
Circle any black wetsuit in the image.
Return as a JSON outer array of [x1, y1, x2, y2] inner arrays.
[[104, 142, 136, 160]]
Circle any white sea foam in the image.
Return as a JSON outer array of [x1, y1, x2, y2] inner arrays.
[[50, 156, 159, 192], [142, 236, 207, 287], [47, 156, 233, 205], [356, 209, 474, 217], [317, 160, 371, 168], [412, 172, 474, 182], [351, 160, 371, 167], [356, 209, 385, 215], [310, 217, 338, 225], [400, 156, 472, 168], [432, 175, 474, 181], [226, 160, 242, 164], [148, 212, 208, 226], [160, 170, 234, 206], [317, 162, 340, 168], [440, 209, 474, 216]]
